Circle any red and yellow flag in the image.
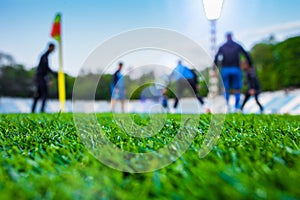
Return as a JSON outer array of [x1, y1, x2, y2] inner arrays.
[[50, 13, 66, 112], [50, 14, 61, 42]]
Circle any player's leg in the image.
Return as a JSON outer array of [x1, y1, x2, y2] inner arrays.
[[40, 80, 48, 113], [221, 68, 230, 105], [31, 79, 42, 113], [110, 87, 119, 112], [173, 80, 184, 108], [241, 92, 250, 111], [119, 88, 125, 113], [189, 78, 204, 105], [232, 67, 242, 110], [254, 93, 264, 112]]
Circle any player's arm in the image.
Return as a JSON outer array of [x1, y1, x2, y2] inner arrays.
[[213, 48, 222, 70], [240, 46, 253, 67], [44, 57, 58, 77]]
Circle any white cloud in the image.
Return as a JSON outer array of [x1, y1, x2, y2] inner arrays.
[[240, 21, 300, 48]]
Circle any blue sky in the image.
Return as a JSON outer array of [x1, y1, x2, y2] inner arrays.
[[1, 0, 300, 76]]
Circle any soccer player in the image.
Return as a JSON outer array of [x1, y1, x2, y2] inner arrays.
[[214, 32, 253, 112], [31, 43, 57, 113]]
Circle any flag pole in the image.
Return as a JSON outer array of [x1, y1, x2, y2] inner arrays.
[[58, 30, 66, 112], [51, 13, 66, 112]]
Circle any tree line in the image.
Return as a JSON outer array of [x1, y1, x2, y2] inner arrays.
[[0, 35, 299, 100], [252, 36, 300, 91]]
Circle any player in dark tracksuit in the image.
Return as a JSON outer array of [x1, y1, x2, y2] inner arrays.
[[214, 32, 253, 111], [31, 43, 57, 113], [240, 65, 264, 113]]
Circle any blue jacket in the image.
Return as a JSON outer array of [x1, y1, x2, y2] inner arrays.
[[171, 63, 194, 81]]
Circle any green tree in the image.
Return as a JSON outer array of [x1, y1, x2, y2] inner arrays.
[[274, 36, 300, 88], [0, 65, 34, 97], [251, 35, 300, 91]]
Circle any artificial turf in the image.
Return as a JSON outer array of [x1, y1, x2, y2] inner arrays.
[[0, 113, 299, 199]]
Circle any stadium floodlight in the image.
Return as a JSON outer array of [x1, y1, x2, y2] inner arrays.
[[202, 0, 224, 56], [203, 0, 224, 20], [202, 0, 224, 97]]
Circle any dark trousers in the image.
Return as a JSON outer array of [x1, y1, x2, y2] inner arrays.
[[31, 77, 48, 113], [241, 92, 263, 112], [173, 78, 204, 108]]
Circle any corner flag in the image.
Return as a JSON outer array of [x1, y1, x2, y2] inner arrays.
[[50, 13, 66, 112]]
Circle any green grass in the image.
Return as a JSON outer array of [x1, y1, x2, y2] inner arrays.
[[0, 113, 299, 199]]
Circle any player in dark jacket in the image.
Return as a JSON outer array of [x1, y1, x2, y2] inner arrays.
[[240, 64, 264, 113], [31, 43, 57, 113], [214, 32, 253, 111]]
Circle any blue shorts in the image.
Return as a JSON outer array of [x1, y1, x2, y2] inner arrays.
[[111, 87, 125, 100], [221, 67, 242, 90]]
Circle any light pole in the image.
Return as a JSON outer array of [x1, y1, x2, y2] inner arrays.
[[203, 0, 224, 97]]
